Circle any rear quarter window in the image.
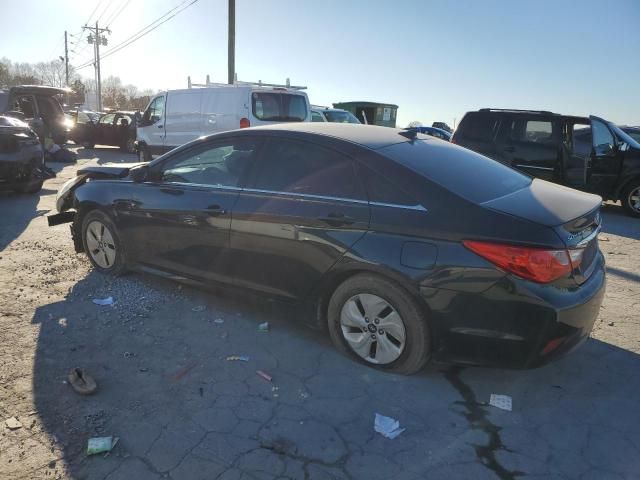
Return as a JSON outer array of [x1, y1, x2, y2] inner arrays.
[[457, 113, 499, 142], [380, 139, 531, 204]]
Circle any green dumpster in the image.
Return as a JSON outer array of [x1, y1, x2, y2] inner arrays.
[[332, 101, 398, 127]]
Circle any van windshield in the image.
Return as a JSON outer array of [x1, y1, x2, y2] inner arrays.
[[252, 92, 307, 122]]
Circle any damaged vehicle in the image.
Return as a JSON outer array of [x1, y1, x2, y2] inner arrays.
[[50, 124, 605, 374], [0, 116, 46, 193], [0, 85, 71, 144]]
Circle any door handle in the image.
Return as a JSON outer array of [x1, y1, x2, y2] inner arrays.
[[160, 188, 183, 195], [203, 205, 227, 216], [318, 212, 355, 226]]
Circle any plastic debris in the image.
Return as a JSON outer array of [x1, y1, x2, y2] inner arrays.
[[192, 305, 206, 312], [213, 318, 225, 324], [374, 413, 405, 439], [87, 436, 118, 455], [489, 394, 512, 411], [5, 417, 22, 430], [258, 322, 269, 332], [256, 370, 272, 382], [92, 297, 113, 306], [226, 355, 250, 362]]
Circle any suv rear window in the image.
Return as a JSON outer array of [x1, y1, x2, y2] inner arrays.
[[380, 140, 531, 204], [457, 113, 499, 141], [252, 92, 307, 122]]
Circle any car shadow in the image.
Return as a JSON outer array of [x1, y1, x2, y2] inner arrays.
[[601, 203, 640, 241], [26, 266, 640, 478], [0, 190, 47, 253]]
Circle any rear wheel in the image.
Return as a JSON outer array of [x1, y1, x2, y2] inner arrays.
[[81, 210, 127, 275], [327, 274, 430, 375], [622, 180, 640, 218]]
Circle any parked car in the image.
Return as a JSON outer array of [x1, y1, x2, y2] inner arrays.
[[0, 85, 70, 144], [0, 115, 45, 193], [70, 110, 138, 153], [50, 123, 605, 373], [136, 83, 311, 162], [411, 126, 451, 141], [311, 106, 361, 124], [432, 122, 452, 133], [452, 109, 640, 217]]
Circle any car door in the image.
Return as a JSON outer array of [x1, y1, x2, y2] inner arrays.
[[500, 117, 561, 182], [138, 94, 167, 154], [127, 136, 262, 283], [587, 116, 624, 196], [229, 136, 370, 300], [96, 113, 116, 146]]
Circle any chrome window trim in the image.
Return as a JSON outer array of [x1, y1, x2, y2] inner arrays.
[[242, 188, 427, 211], [515, 164, 554, 171], [147, 181, 243, 192]]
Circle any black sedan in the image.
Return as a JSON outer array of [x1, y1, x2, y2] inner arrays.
[[49, 124, 606, 373], [70, 111, 137, 154]]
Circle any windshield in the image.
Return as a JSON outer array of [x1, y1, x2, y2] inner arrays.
[[324, 110, 360, 124], [251, 92, 307, 122], [609, 122, 640, 148]]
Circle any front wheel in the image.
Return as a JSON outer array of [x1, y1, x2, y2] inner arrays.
[[81, 210, 127, 275], [123, 138, 136, 154], [327, 274, 430, 375], [138, 144, 151, 162], [622, 180, 640, 218]]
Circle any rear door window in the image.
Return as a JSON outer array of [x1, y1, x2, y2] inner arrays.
[[380, 140, 531, 204], [250, 138, 364, 200], [251, 92, 307, 122]]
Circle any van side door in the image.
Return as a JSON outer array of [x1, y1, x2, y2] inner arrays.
[[587, 116, 624, 196], [501, 116, 561, 182], [164, 90, 203, 148]]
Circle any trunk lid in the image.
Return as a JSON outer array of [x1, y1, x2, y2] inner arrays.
[[481, 178, 602, 284]]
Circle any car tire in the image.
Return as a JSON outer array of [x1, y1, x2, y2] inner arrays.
[[15, 180, 43, 194], [81, 210, 127, 276], [327, 273, 430, 375], [123, 138, 136, 154], [138, 144, 151, 162], [622, 180, 640, 218]]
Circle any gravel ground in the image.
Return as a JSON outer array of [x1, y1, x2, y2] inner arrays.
[[0, 146, 639, 480]]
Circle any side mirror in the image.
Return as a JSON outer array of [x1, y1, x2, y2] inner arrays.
[[129, 164, 149, 182]]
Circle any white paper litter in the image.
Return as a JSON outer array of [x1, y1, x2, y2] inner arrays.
[[92, 297, 114, 306], [213, 318, 224, 324], [374, 413, 405, 439], [489, 394, 512, 411]]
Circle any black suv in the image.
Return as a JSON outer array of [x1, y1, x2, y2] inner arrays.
[[452, 109, 640, 217]]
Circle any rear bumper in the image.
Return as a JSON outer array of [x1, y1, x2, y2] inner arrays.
[[425, 252, 606, 369]]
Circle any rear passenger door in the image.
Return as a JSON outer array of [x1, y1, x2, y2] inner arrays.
[[501, 117, 561, 182], [229, 136, 370, 300]]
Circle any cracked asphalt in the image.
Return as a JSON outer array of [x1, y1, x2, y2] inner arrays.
[[1, 146, 639, 480]]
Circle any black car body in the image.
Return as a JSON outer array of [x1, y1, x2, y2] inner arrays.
[[70, 110, 138, 153], [0, 116, 46, 193], [50, 124, 606, 373], [452, 109, 640, 217], [0, 85, 70, 144]]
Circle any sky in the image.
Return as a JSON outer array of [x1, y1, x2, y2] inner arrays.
[[2, 0, 639, 128]]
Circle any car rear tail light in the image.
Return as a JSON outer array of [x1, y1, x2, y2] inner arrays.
[[240, 117, 250, 128], [463, 240, 583, 284], [541, 336, 567, 355]]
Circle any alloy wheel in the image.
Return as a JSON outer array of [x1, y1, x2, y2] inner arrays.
[[340, 293, 406, 364], [126, 139, 136, 154], [628, 186, 640, 213], [86, 220, 117, 269]]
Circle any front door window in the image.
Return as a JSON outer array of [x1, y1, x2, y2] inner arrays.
[[592, 120, 615, 156]]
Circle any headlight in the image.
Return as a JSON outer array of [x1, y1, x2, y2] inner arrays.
[[56, 175, 87, 212]]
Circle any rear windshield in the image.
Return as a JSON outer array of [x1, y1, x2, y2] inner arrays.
[[324, 110, 360, 124], [380, 139, 531, 204], [251, 92, 307, 122]]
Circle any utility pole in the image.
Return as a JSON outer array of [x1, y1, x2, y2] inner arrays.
[[64, 31, 69, 87], [228, 0, 235, 84], [83, 23, 110, 111]]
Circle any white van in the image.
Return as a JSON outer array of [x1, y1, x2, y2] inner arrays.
[[136, 83, 311, 161]]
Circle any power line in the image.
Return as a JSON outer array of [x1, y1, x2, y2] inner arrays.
[[93, 0, 114, 25], [84, 0, 103, 26], [104, 0, 130, 27], [75, 0, 199, 70]]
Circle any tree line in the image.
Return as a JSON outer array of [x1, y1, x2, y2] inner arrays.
[[1, 57, 156, 112]]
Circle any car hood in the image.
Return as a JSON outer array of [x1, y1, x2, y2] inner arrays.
[[77, 162, 145, 179], [481, 178, 602, 227]]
